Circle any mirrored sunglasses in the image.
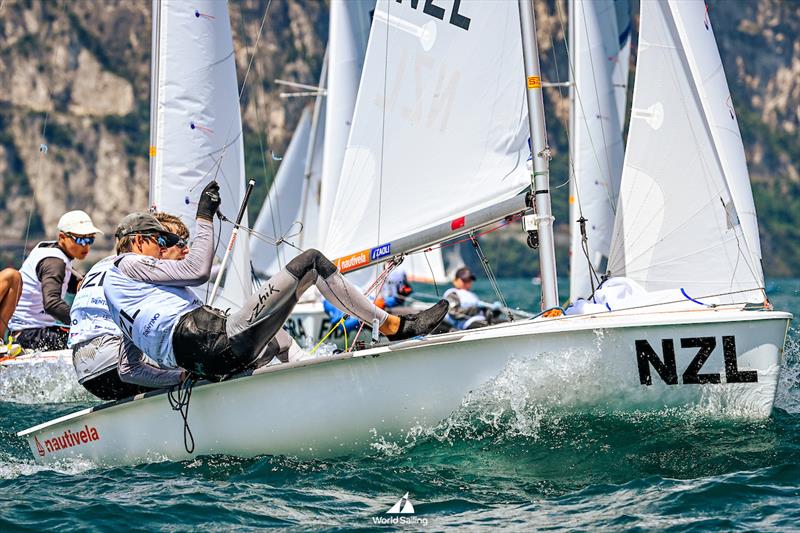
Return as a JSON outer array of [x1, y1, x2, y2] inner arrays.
[[68, 234, 95, 246], [174, 239, 188, 249], [149, 232, 180, 248]]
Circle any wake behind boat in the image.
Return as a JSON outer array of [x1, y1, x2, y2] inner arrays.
[[20, 307, 789, 466]]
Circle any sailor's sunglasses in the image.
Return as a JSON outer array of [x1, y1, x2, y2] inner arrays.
[[174, 239, 188, 249], [66, 234, 95, 246], [139, 233, 180, 248]]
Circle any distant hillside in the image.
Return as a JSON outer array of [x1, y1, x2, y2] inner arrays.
[[0, 0, 798, 277]]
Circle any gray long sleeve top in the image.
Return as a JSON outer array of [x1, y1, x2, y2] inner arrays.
[[115, 218, 214, 388]]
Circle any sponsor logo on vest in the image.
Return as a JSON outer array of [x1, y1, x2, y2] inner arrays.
[[336, 250, 370, 274], [143, 313, 161, 336], [38, 425, 101, 455], [370, 243, 392, 261]]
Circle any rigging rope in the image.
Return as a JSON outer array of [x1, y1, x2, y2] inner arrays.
[[167, 375, 197, 454], [468, 234, 513, 322]]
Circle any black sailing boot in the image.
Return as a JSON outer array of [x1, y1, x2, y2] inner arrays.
[[387, 299, 449, 341]]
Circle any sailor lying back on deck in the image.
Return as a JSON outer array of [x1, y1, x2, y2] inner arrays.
[[68, 213, 192, 401], [8, 210, 102, 351], [103, 181, 449, 385]]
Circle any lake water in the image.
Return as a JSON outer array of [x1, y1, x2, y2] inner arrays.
[[1, 279, 798, 531]]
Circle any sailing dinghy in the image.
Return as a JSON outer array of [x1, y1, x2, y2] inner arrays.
[[20, 0, 791, 466]]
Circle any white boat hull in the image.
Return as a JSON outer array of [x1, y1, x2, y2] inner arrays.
[[20, 309, 791, 466]]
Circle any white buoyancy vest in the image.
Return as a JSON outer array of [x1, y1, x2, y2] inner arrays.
[[443, 287, 481, 310], [68, 255, 121, 349], [103, 263, 202, 369], [9, 242, 72, 331]]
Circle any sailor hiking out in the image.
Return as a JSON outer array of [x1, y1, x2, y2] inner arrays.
[[8, 210, 102, 351], [68, 212, 192, 400], [104, 181, 449, 385]]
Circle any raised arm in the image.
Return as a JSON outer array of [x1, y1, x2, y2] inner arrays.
[[117, 218, 214, 287]]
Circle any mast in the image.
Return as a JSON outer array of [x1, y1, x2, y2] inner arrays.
[[518, 0, 559, 309], [148, 0, 161, 208]]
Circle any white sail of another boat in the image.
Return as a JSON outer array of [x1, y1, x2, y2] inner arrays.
[[148, 0, 252, 305], [325, 0, 531, 266], [317, 0, 375, 247], [250, 108, 313, 276], [607, 0, 764, 304], [568, 0, 631, 301]]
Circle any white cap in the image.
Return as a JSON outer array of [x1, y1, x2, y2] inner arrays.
[[57, 210, 104, 235]]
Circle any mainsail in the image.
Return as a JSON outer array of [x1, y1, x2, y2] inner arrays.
[[325, 0, 532, 272], [568, 0, 631, 301], [148, 0, 251, 303], [607, 0, 765, 303]]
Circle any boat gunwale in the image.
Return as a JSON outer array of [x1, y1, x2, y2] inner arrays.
[[17, 307, 792, 437]]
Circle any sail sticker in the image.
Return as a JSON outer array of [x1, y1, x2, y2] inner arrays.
[[451, 217, 465, 230], [391, 0, 471, 31], [527, 76, 541, 89], [336, 249, 371, 273], [370, 243, 392, 261]]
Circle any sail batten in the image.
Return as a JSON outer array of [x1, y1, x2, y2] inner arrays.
[[608, 0, 764, 304]]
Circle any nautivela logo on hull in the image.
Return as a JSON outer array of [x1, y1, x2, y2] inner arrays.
[[34, 425, 100, 456]]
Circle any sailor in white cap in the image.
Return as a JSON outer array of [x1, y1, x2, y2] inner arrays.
[[8, 210, 103, 351]]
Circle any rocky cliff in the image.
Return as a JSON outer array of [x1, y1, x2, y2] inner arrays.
[[0, 0, 798, 276]]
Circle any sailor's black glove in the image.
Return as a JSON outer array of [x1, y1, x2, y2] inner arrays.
[[196, 180, 221, 221]]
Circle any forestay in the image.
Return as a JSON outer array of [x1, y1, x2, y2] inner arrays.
[[148, 0, 251, 304], [250, 108, 312, 276], [607, 0, 765, 303], [568, 0, 631, 301], [325, 0, 531, 269]]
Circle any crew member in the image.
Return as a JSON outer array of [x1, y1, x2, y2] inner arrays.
[[8, 210, 101, 350], [0, 268, 23, 356], [443, 267, 490, 330], [68, 212, 190, 400], [104, 181, 449, 387], [377, 268, 415, 314], [0, 268, 22, 338]]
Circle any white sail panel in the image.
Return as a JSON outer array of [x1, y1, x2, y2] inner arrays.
[[150, 0, 250, 301], [325, 0, 531, 260], [249, 108, 312, 276], [317, 0, 374, 246], [297, 84, 327, 254], [607, 0, 764, 303], [568, 0, 631, 301], [404, 248, 448, 285]]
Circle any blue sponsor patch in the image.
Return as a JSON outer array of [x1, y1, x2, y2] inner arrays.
[[370, 243, 392, 261]]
